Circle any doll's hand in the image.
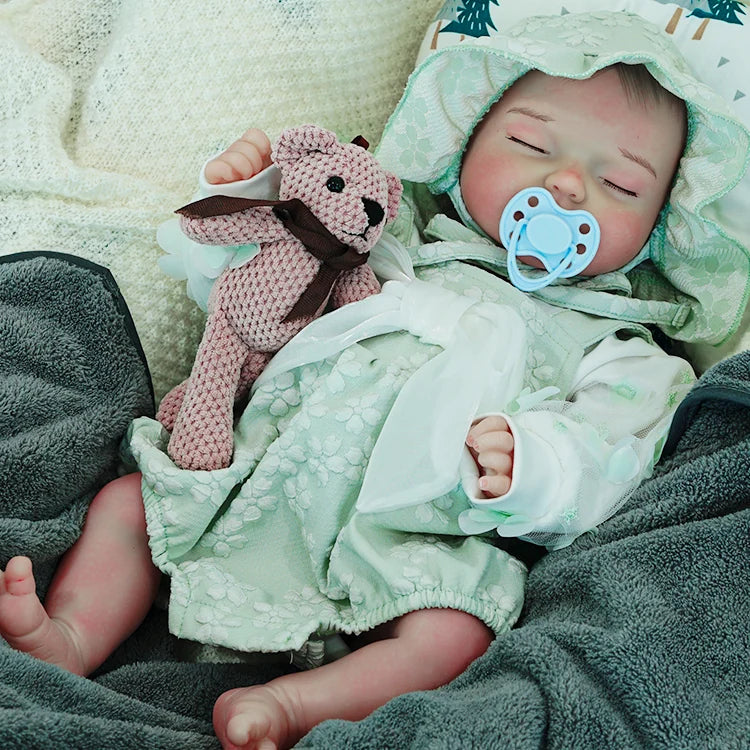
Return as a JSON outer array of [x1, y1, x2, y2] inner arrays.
[[204, 128, 272, 184], [466, 416, 514, 498]]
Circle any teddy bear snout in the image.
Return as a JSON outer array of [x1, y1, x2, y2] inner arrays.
[[362, 197, 385, 227]]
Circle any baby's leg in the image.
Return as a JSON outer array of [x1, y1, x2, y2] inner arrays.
[[0, 473, 160, 675], [213, 607, 493, 750]]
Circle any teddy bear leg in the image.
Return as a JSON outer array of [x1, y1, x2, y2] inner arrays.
[[156, 379, 189, 431], [167, 317, 248, 471], [234, 349, 273, 407]]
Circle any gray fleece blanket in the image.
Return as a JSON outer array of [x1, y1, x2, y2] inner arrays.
[[1, 252, 748, 748], [0, 252, 154, 595]]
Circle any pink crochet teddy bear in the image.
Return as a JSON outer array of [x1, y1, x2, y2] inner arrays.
[[157, 124, 403, 471]]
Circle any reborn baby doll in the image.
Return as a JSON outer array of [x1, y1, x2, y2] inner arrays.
[[1, 10, 748, 750]]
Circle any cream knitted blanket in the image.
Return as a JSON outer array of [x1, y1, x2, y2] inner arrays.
[[0, 0, 441, 400]]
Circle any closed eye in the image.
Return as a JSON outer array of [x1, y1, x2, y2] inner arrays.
[[602, 179, 638, 197], [506, 136, 547, 154]]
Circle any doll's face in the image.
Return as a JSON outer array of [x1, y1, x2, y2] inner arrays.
[[459, 68, 686, 275]]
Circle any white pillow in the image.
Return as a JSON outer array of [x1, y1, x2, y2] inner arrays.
[[423, 1, 748, 122]]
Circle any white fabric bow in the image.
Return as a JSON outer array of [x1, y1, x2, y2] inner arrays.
[[254, 233, 527, 514]]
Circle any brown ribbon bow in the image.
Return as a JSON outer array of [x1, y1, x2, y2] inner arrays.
[[177, 196, 369, 322]]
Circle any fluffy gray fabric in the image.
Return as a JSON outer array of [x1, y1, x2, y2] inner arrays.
[[1, 253, 747, 748]]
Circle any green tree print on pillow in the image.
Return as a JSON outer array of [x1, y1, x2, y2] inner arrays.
[[689, 0, 746, 24], [653, 0, 747, 24], [441, 0, 500, 37], [435, 1, 464, 19]]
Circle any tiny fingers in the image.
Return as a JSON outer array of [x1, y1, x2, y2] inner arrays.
[[204, 128, 272, 184], [474, 449, 512, 498], [471, 415, 509, 433], [466, 427, 514, 456], [232, 130, 272, 173], [239, 128, 272, 155], [478, 473, 512, 497], [474, 449, 513, 476], [466, 416, 510, 444], [209, 151, 258, 184], [466, 418, 514, 499], [204, 149, 261, 184], [203, 157, 243, 185]]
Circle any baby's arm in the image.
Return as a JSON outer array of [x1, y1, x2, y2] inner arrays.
[[462, 335, 695, 548], [466, 416, 514, 498], [203, 128, 272, 184]]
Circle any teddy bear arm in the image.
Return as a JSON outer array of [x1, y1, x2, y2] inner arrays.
[[179, 207, 287, 247], [330, 263, 381, 308]]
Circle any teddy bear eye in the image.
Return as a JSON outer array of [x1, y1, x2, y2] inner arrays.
[[326, 176, 345, 193]]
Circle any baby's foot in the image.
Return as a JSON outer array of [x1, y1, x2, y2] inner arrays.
[[0, 556, 85, 674], [213, 683, 303, 750]]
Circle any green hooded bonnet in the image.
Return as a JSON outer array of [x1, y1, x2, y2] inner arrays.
[[376, 11, 750, 345]]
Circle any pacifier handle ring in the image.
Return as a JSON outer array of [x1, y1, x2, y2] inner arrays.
[[507, 220, 574, 293]]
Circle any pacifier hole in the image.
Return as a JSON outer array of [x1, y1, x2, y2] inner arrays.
[[513, 211, 524, 221], [527, 196, 539, 207], [579, 223, 590, 235], [576, 244, 586, 254]]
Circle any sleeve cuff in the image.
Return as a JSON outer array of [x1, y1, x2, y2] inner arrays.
[[460, 412, 567, 522], [197, 162, 281, 199]]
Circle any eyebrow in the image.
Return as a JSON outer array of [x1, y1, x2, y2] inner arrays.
[[506, 106, 554, 123], [619, 147, 657, 180]]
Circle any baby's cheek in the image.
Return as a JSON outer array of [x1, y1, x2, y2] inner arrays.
[[597, 209, 653, 271], [461, 155, 521, 238]]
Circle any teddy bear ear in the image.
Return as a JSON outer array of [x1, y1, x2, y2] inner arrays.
[[272, 125, 340, 168], [385, 171, 403, 223]]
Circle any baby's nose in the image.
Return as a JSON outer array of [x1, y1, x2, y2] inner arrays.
[[545, 168, 585, 206]]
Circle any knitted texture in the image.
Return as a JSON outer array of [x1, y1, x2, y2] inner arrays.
[[0, 0, 443, 401], [159, 125, 402, 471]]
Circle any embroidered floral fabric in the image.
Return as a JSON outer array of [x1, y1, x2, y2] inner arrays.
[[129, 300, 528, 651]]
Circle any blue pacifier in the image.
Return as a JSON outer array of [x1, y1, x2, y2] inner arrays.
[[499, 187, 600, 292]]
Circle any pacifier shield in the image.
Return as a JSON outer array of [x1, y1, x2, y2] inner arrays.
[[499, 187, 600, 292], [525, 214, 572, 256]]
